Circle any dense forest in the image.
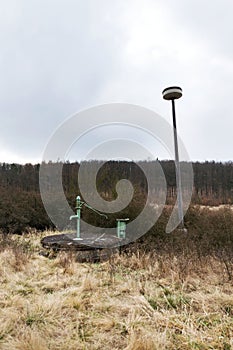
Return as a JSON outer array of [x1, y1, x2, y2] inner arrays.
[[0, 160, 233, 233]]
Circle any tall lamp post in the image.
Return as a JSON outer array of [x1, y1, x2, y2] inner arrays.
[[162, 86, 184, 228]]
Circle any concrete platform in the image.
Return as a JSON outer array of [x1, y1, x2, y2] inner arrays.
[[41, 232, 126, 251], [40, 232, 128, 263]]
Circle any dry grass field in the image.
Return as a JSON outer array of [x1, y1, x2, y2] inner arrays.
[[0, 226, 233, 350]]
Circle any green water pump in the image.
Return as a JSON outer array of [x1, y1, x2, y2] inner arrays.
[[70, 196, 129, 240]]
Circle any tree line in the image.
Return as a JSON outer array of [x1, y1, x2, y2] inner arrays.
[[0, 160, 232, 233]]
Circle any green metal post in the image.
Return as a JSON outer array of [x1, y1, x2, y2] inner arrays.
[[76, 195, 81, 239], [116, 219, 129, 239], [70, 195, 108, 241], [70, 195, 83, 240]]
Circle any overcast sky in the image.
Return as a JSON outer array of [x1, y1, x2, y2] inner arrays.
[[0, 0, 233, 164]]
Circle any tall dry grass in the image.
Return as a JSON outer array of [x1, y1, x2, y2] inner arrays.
[[0, 208, 233, 349]]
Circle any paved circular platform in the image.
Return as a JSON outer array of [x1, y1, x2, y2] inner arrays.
[[41, 232, 126, 251], [40, 232, 129, 262]]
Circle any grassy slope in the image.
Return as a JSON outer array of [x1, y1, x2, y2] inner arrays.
[[0, 231, 233, 350]]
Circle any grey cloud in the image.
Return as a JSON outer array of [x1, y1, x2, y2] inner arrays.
[[0, 0, 232, 162]]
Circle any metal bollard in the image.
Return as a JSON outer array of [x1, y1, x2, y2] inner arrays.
[[116, 218, 129, 239]]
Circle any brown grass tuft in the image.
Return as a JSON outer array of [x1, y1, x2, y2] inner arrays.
[[1, 223, 233, 349]]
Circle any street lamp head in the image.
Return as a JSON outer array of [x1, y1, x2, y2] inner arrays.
[[162, 86, 182, 100]]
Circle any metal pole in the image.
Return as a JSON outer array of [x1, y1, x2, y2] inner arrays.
[[171, 99, 184, 228], [76, 196, 81, 239]]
